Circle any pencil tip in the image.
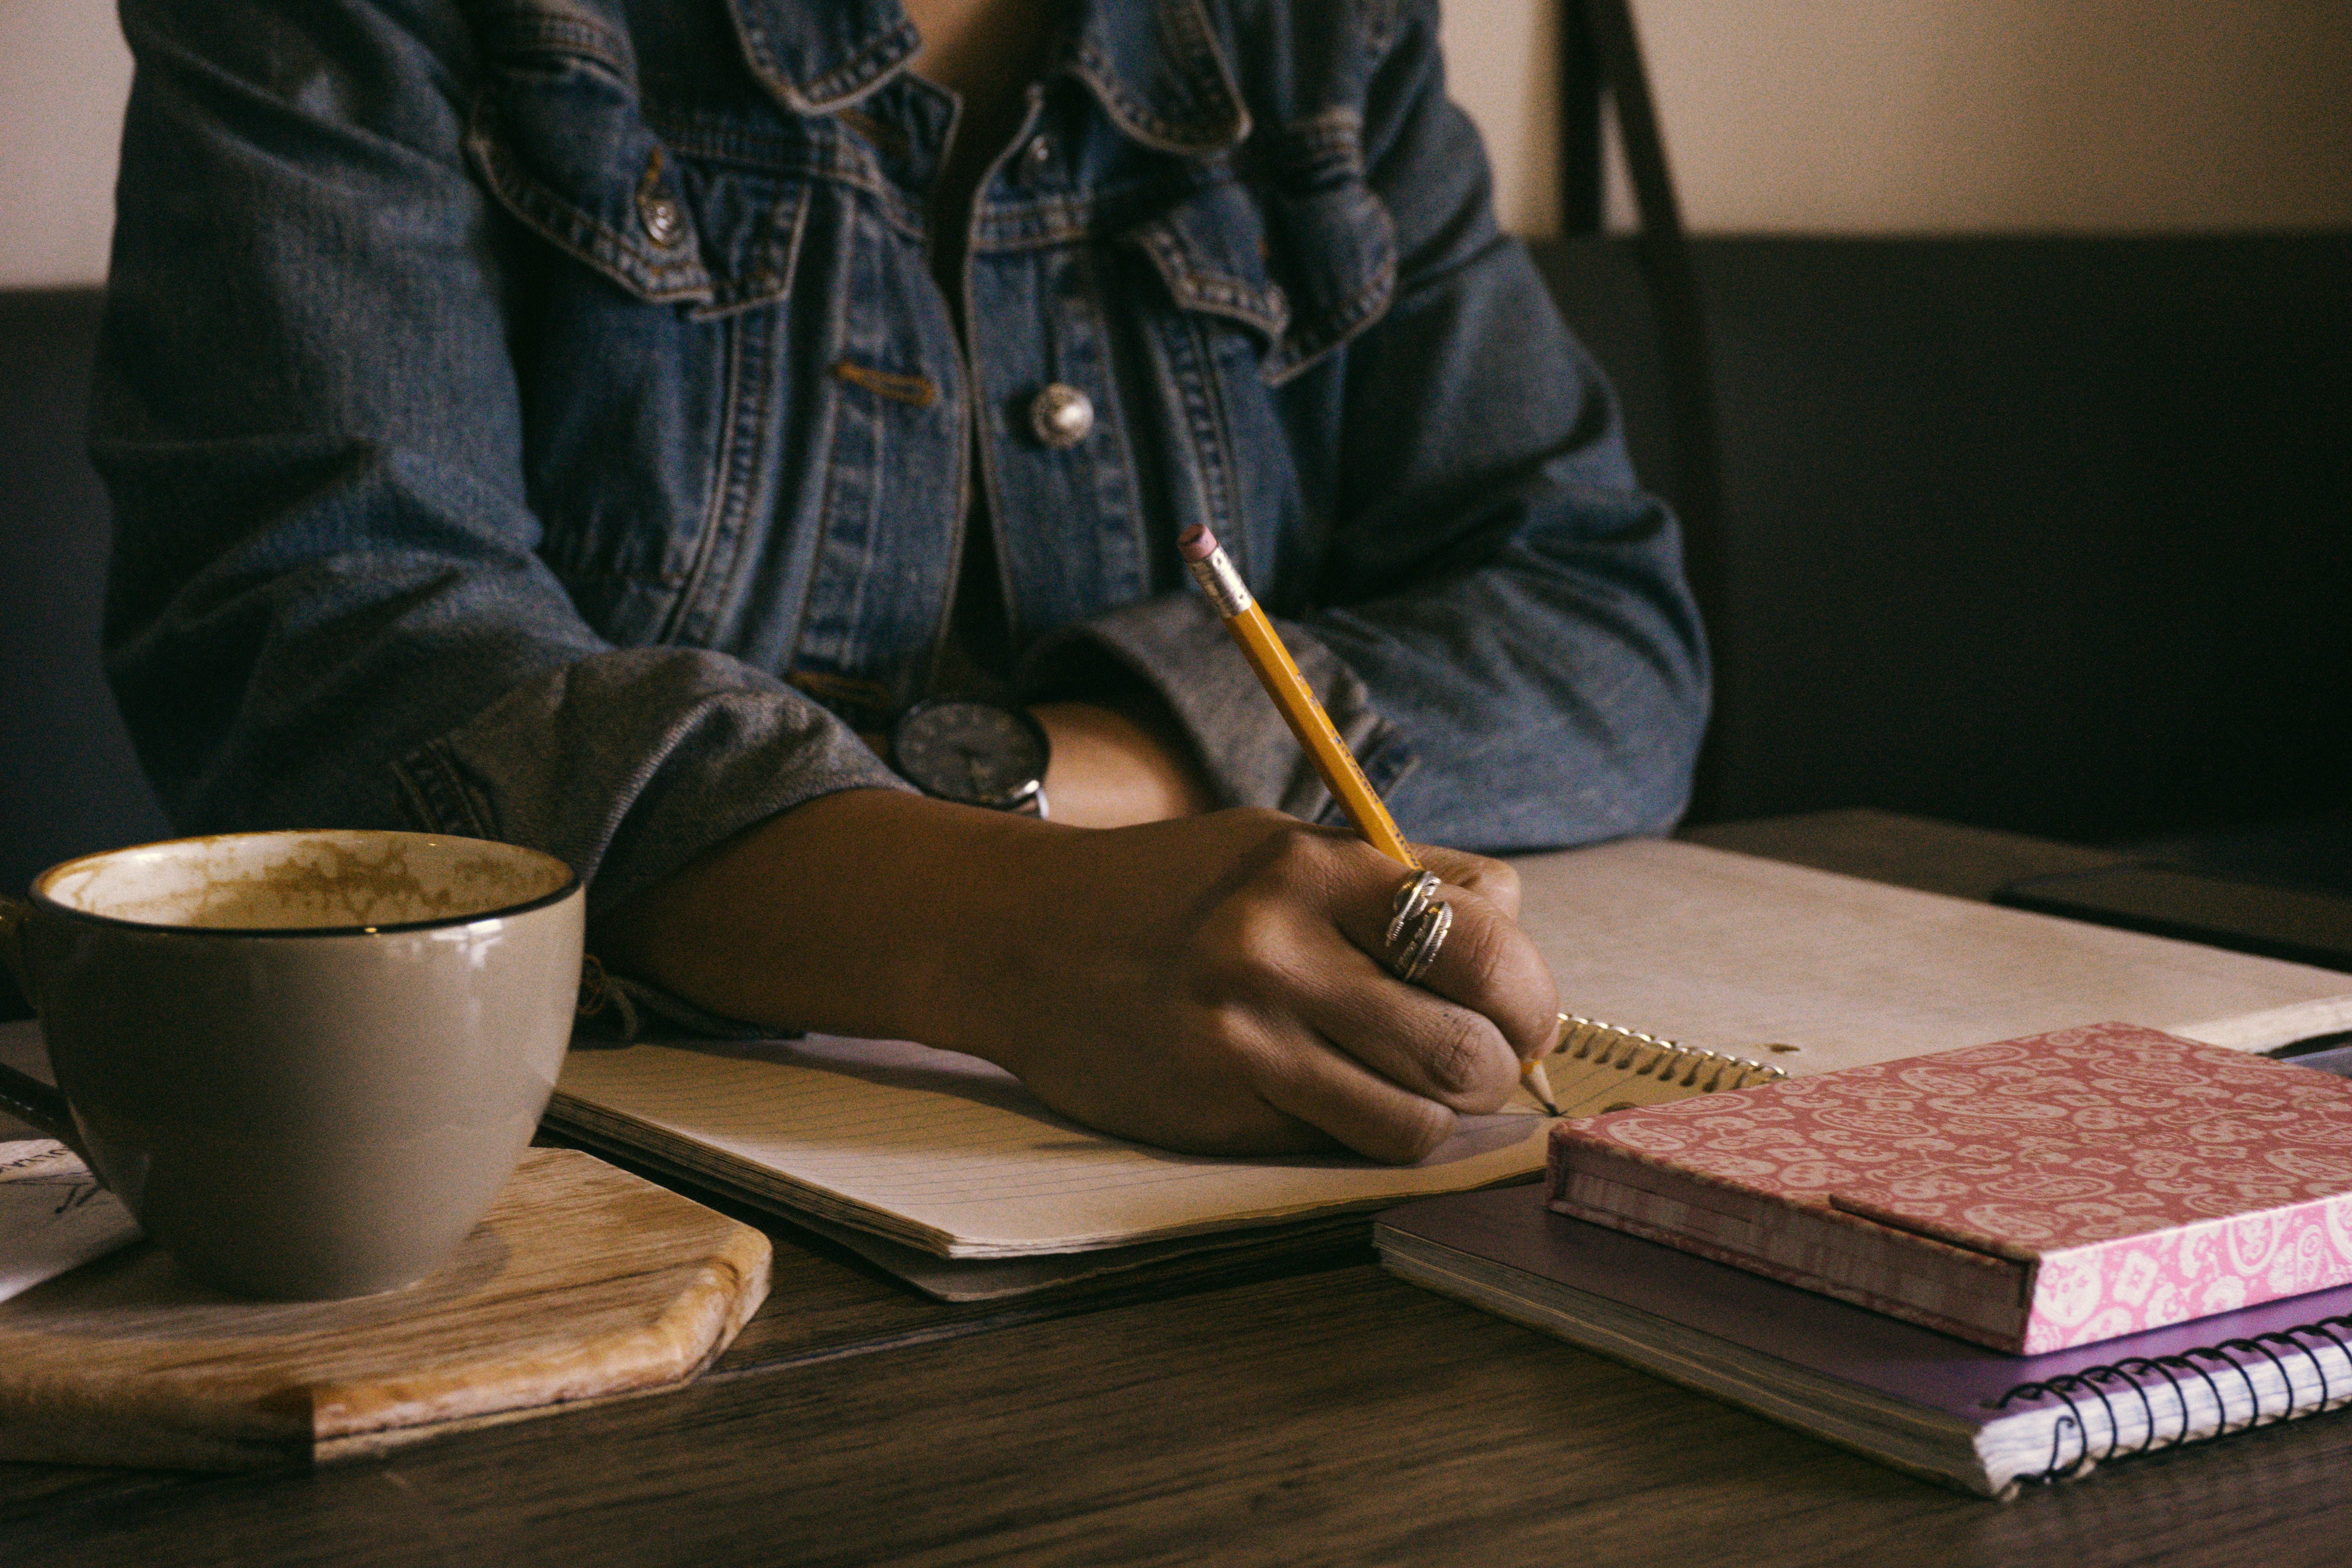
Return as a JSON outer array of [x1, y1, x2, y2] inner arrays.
[[1523, 1057, 1559, 1116]]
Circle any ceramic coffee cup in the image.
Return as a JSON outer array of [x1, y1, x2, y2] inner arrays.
[[0, 829, 583, 1299]]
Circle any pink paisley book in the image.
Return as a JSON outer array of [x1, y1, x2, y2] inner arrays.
[[1546, 1022, 2352, 1353]]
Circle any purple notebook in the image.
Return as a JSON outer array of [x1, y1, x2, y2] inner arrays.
[[1376, 1184, 2352, 1496]]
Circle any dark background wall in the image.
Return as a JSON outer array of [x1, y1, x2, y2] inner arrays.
[[1539, 233, 2352, 844], [0, 288, 169, 902]]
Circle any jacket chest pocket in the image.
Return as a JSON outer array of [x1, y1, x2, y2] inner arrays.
[[1120, 115, 1397, 599], [460, 21, 822, 649], [464, 47, 809, 317]]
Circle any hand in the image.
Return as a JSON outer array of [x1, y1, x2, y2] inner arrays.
[[598, 795, 1558, 1165], [977, 811, 1557, 1162]]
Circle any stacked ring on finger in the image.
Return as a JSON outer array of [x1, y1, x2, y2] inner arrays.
[[1386, 870, 1441, 949], [1392, 900, 1452, 986]]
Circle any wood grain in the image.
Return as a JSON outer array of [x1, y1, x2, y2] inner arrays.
[[550, 1134, 1380, 1377], [0, 1149, 768, 1470], [0, 1163, 1368, 1520], [10, 1265, 2352, 1568]]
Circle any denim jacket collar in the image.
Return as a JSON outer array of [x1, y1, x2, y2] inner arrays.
[[720, 0, 1247, 154], [724, 0, 919, 112], [1063, 0, 1250, 155]]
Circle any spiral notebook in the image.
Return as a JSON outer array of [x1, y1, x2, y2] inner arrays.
[[1377, 1184, 2352, 1497], [547, 840, 2352, 1300]]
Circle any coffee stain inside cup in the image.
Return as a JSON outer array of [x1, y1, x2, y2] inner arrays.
[[40, 834, 568, 932]]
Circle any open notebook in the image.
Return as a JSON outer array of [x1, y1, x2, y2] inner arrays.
[[546, 840, 2352, 1296]]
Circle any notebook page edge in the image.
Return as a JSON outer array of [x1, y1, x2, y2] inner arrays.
[[554, 1042, 1549, 1256]]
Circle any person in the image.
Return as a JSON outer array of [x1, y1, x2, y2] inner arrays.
[[93, 0, 1708, 1163]]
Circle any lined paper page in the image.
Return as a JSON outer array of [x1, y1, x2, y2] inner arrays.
[[0, 1140, 142, 1304], [1513, 838, 2352, 1073], [554, 1036, 1549, 1258]]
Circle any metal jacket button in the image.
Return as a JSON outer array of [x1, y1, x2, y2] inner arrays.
[[638, 191, 685, 248], [1020, 134, 1054, 180], [1029, 383, 1093, 449]]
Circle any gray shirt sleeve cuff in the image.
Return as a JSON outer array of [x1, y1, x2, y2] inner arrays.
[[1019, 592, 1418, 826], [389, 646, 910, 919]]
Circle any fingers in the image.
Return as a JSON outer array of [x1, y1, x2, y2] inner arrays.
[[1415, 844, 1521, 920], [1400, 880, 1559, 1061], [1241, 1019, 1460, 1164], [1280, 935, 1524, 1113], [1009, 814, 1552, 1164], [1330, 864, 1559, 1067], [1109, 1000, 1459, 1165]]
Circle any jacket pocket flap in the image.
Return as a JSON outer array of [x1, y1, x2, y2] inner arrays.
[[465, 40, 811, 317], [466, 49, 717, 306], [1127, 126, 1397, 385], [1257, 178, 1397, 383], [1128, 180, 1292, 341]]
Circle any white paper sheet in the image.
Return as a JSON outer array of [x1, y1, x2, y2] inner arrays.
[[0, 1140, 142, 1304], [554, 1035, 1552, 1258], [1512, 838, 2352, 1071]]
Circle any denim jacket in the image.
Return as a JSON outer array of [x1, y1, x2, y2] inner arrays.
[[96, 0, 1708, 918]]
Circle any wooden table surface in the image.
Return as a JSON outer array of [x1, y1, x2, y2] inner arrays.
[[11, 809, 2349, 1567]]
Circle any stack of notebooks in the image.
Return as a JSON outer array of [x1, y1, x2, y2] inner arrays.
[[1377, 1021, 2352, 1495]]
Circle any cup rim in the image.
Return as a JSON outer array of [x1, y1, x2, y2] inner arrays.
[[29, 829, 583, 938]]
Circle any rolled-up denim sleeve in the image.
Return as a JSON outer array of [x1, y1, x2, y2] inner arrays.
[[1021, 592, 1416, 828], [1029, 0, 1706, 853], [94, 0, 904, 918]]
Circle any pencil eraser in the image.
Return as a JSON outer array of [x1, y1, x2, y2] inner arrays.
[[1176, 524, 1218, 562]]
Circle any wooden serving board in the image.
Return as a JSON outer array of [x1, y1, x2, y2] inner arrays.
[[0, 1147, 769, 1470]]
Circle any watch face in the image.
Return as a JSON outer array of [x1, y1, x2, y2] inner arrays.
[[892, 700, 1049, 809]]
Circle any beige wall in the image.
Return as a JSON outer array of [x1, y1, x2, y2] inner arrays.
[[0, 3, 133, 289], [5, 1, 2351, 287], [1447, 0, 2352, 237]]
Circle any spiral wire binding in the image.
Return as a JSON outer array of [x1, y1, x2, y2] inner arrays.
[[1550, 1015, 1788, 1094], [1993, 1315, 2352, 1482]]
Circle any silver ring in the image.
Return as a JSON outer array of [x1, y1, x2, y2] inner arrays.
[[1386, 871, 1441, 950], [1392, 900, 1452, 985]]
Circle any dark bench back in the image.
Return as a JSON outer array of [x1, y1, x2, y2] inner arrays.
[[1537, 234, 2352, 840], [0, 289, 169, 911]]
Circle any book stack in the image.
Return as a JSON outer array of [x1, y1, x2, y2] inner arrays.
[[1377, 1022, 2352, 1495]]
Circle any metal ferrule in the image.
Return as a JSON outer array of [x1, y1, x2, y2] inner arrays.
[[1184, 544, 1255, 619]]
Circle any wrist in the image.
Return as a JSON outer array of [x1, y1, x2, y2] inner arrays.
[[889, 697, 1052, 817], [1032, 699, 1214, 828], [593, 788, 1060, 1060]]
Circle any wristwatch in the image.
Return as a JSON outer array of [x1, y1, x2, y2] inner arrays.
[[889, 697, 1052, 818]]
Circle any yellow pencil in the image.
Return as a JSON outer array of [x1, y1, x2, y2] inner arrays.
[[1178, 524, 1558, 1115]]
